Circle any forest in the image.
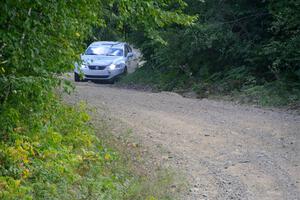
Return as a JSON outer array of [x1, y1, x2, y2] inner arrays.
[[119, 0, 300, 106], [0, 0, 299, 199]]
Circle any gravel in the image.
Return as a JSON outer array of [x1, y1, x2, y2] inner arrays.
[[64, 82, 300, 200]]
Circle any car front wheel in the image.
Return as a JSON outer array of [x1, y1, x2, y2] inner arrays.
[[74, 72, 80, 82]]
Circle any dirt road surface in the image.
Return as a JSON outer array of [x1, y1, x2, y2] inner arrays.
[[65, 82, 300, 200]]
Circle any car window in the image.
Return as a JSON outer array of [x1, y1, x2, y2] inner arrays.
[[128, 46, 132, 52], [124, 45, 129, 57], [85, 46, 123, 56]]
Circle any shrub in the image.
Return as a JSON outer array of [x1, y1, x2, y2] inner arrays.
[[0, 94, 132, 199]]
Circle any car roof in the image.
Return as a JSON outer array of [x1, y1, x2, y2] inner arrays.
[[89, 41, 126, 48]]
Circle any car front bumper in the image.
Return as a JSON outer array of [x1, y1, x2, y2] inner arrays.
[[74, 67, 124, 80]]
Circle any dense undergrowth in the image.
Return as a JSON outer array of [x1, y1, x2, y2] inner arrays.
[[117, 0, 300, 107]]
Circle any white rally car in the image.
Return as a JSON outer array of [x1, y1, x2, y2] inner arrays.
[[74, 41, 134, 83]]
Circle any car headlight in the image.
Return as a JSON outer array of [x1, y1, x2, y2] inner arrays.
[[109, 64, 116, 70], [81, 63, 88, 68]]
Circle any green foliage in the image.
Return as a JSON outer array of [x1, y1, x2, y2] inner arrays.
[[236, 81, 300, 106], [124, 0, 300, 106], [0, 0, 193, 105], [88, 0, 195, 43], [1, 95, 118, 199], [0, 0, 102, 108], [0, 0, 194, 199]]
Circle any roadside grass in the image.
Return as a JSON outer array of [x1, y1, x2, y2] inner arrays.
[[118, 66, 191, 92], [117, 66, 162, 91], [119, 66, 300, 108], [0, 91, 182, 200], [190, 80, 300, 108], [233, 82, 300, 107]]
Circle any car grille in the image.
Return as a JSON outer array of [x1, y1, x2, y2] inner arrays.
[[88, 65, 107, 70], [85, 75, 110, 79]]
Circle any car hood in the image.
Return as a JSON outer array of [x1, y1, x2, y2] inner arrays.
[[81, 55, 123, 66]]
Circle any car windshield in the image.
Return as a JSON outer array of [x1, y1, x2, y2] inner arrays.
[[85, 46, 123, 56]]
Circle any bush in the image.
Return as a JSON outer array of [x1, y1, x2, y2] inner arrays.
[[0, 93, 132, 199]]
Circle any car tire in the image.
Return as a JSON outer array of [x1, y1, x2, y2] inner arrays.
[[74, 72, 80, 82]]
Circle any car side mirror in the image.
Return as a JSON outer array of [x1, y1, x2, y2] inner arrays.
[[127, 52, 133, 58]]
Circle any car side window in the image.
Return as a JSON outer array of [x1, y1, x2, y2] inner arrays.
[[128, 46, 132, 53], [124, 45, 129, 57]]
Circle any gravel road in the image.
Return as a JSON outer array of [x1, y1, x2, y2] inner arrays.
[[65, 82, 300, 200]]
